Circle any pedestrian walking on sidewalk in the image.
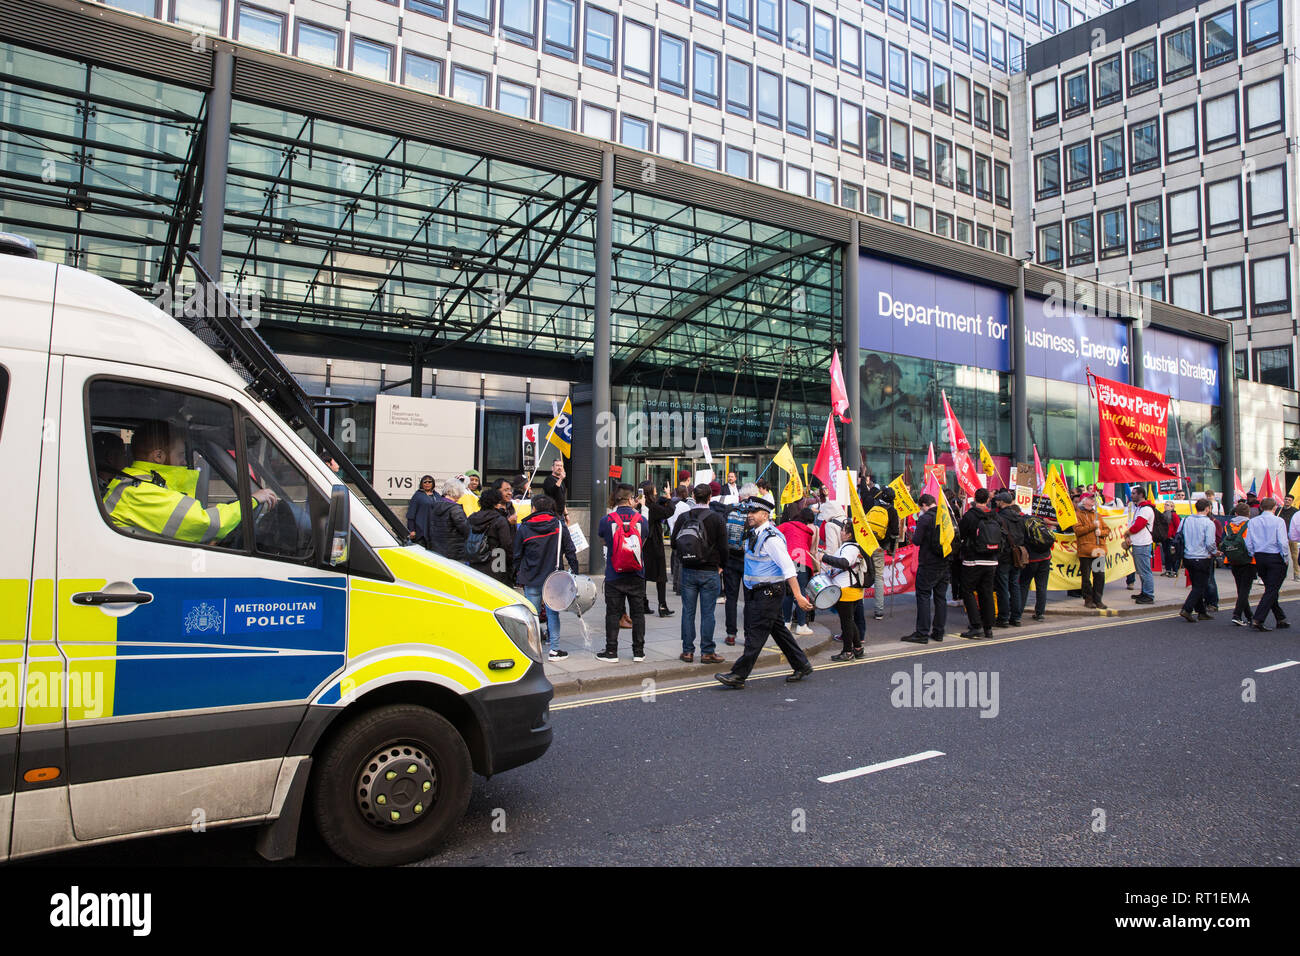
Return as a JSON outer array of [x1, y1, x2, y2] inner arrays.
[[714, 495, 814, 689], [1245, 496, 1290, 631], [1223, 502, 1256, 625], [672, 483, 728, 664]]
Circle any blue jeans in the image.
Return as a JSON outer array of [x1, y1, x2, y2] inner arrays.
[[781, 566, 812, 626], [1132, 544, 1153, 597], [523, 584, 561, 651], [681, 565, 722, 654]]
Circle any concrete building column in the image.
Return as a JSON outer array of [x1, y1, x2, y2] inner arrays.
[[1012, 259, 1028, 463], [1220, 333, 1238, 503], [198, 48, 233, 279], [843, 218, 860, 473], [588, 150, 613, 575]]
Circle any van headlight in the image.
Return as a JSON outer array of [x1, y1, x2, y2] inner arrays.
[[494, 604, 543, 663]]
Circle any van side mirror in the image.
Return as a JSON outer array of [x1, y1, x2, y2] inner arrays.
[[326, 483, 350, 566]]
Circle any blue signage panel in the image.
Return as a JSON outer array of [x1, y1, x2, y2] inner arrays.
[[859, 253, 1011, 372], [1143, 328, 1221, 406], [1023, 296, 1130, 385]]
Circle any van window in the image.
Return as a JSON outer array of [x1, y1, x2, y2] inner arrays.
[[243, 417, 326, 562], [89, 380, 248, 552]]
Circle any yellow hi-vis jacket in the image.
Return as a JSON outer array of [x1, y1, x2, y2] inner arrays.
[[103, 461, 250, 544]]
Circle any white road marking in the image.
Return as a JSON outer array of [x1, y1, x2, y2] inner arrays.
[[1254, 660, 1300, 674], [818, 750, 945, 783]]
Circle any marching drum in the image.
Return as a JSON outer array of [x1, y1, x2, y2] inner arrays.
[[541, 570, 598, 616], [806, 572, 842, 610]]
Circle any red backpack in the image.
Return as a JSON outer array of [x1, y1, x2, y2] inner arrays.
[[610, 512, 644, 573]]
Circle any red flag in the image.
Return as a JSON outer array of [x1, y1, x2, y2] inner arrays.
[[940, 391, 981, 496], [1234, 469, 1244, 501], [812, 413, 843, 500], [922, 470, 942, 503], [1260, 469, 1276, 500], [1094, 374, 1178, 482], [830, 349, 852, 424], [1033, 445, 1046, 491], [940, 390, 971, 453]]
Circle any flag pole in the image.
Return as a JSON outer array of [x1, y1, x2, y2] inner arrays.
[[527, 416, 560, 489]]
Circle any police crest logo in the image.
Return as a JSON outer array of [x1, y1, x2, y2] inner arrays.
[[182, 600, 223, 635]]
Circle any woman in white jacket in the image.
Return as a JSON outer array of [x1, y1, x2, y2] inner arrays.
[[817, 503, 872, 661]]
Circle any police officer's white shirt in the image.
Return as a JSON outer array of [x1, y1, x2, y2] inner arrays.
[[753, 521, 798, 580]]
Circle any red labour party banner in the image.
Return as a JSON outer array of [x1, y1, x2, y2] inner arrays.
[[1094, 374, 1179, 482]]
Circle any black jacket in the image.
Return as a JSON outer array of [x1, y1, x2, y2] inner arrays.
[[467, 507, 515, 584], [996, 504, 1027, 562], [670, 504, 728, 569], [428, 493, 470, 561], [543, 473, 567, 516], [514, 512, 580, 587], [406, 491, 438, 547], [958, 505, 1000, 563], [912, 507, 947, 568], [641, 495, 675, 580]]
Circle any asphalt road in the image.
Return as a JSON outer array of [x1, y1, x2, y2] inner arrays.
[[28, 602, 1300, 866]]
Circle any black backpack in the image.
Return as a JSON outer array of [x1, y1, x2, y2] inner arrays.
[[1151, 508, 1170, 544], [465, 524, 491, 563], [674, 509, 709, 567], [1220, 520, 1251, 566], [1024, 515, 1055, 552], [972, 510, 1003, 558]]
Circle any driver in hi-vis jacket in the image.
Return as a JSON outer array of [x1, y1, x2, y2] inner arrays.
[[102, 420, 278, 544]]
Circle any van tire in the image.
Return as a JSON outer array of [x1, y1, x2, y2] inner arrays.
[[311, 704, 472, 866]]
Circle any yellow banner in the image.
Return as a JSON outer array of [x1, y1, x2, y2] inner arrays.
[[889, 474, 920, 520], [978, 440, 996, 476], [1042, 512, 1134, 590], [780, 472, 804, 507], [1044, 464, 1078, 530], [935, 489, 956, 557], [844, 470, 881, 556], [774, 442, 798, 475]]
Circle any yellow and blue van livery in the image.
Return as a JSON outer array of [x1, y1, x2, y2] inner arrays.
[[0, 237, 551, 866]]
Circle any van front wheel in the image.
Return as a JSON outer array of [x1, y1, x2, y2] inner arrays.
[[312, 704, 472, 866]]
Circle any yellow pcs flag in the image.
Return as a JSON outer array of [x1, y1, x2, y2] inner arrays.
[[773, 442, 798, 475], [978, 440, 996, 477], [844, 470, 881, 556], [1045, 464, 1078, 530], [935, 489, 956, 557], [889, 474, 920, 520], [781, 471, 805, 507], [1290, 473, 1300, 503]]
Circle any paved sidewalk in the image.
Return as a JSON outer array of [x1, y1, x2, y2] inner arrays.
[[539, 569, 1300, 697]]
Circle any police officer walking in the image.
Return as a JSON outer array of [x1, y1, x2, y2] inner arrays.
[[714, 490, 815, 689]]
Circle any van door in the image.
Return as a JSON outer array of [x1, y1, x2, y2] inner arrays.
[[55, 363, 348, 843]]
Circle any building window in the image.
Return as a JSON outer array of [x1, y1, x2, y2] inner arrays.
[[502, 0, 539, 47], [1245, 78, 1284, 139], [294, 21, 341, 66], [697, 0, 721, 20], [1010, 34, 1025, 74], [543, 0, 578, 59], [1247, 165, 1287, 227], [952, 3, 968, 51], [996, 231, 1011, 255], [725, 145, 752, 178], [933, 66, 951, 113], [972, 83, 990, 131], [693, 45, 721, 107], [915, 205, 934, 233], [840, 21, 861, 75], [864, 32, 885, 86], [1235, 350, 1248, 380], [621, 115, 650, 150], [1127, 40, 1156, 96], [953, 74, 971, 120], [971, 13, 988, 61], [1208, 263, 1245, 319], [1251, 255, 1291, 317], [455, 0, 494, 33], [934, 137, 953, 187], [1024, 0, 1039, 24], [622, 20, 653, 83], [976, 225, 993, 249], [1094, 54, 1121, 106], [786, 79, 810, 137], [1244, 0, 1282, 53], [1171, 271, 1203, 312], [1201, 7, 1237, 70], [994, 160, 1010, 207], [892, 198, 910, 226], [866, 110, 885, 164], [1164, 106, 1198, 162], [349, 36, 392, 79], [815, 173, 835, 203], [888, 43, 908, 95], [583, 102, 614, 140], [890, 119, 910, 172], [954, 146, 973, 194], [1256, 346, 1294, 389], [451, 65, 489, 105], [813, 10, 835, 64], [1063, 68, 1088, 117], [581, 5, 616, 72], [756, 0, 779, 42], [888, 0, 906, 22], [756, 155, 781, 188], [1132, 198, 1163, 251], [1037, 222, 1063, 266], [1068, 215, 1094, 266], [912, 55, 930, 105], [1206, 176, 1242, 234], [1032, 80, 1058, 128], [814, 90, 836, 146], [974, 154, 992, 201], [172, 0, 223, 33], [935, 211, 954, 238], [932, 0, 949, 40], [912, 0, 929, 30], [1167, 187, 1201, 244], [990, 25, 1006, 71], [1140, 278, 1166, 303], [406, 0, 448, 20], [1065, 140, 1091, 191], [658, 125, 686, 161], [402, 51, 444, 93], [841, 101, 862, 154], [786, 0, 809, 54], [841, 183, 862, 212], [541, 91, 575, 129], [913, 129, 931, 178], [1099, 206, 1127, 257], [726, 58, 752, 117], [497, 79, 534, 118], [1129, 118, 1160, 172], [757, 69, 781, 127], [867, 189, 887, 219], [1201, 92, 1239, 152], [693, 136, 720, 170], [957, 219, 974, 244], [1035, 150, 1060, 200], [236, 4, 284, 51], [658, 33, 687, 96], [992, 93, 1008, 138], [1096, 130, 1124, 183], [1162, 24, 1195, 83]]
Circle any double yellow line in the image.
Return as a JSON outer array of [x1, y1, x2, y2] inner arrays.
[[552, 610, 1173, 711]]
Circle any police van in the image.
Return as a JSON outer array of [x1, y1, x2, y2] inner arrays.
[[0, 234, 552, 865]]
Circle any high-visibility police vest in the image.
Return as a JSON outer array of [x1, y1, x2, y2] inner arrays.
[[743, 524, 788, 588], [103, 462, 248, 544]]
